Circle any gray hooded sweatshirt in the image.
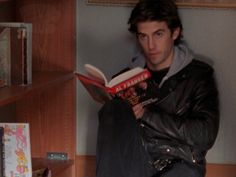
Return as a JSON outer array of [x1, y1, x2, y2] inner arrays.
[[129, 43, 195, 87]]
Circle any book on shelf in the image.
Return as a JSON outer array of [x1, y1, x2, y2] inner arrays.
[[75, 64, 158, 106], [0, 22, 32, 87], [0, 123, 32, 177], [0, 127, 4, 177], [0, 27, 11, 87]]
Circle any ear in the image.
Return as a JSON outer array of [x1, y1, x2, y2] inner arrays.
[[172, 27, 180, 40]]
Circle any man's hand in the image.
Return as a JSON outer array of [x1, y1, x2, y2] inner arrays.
[[132, 103, 145, 119]]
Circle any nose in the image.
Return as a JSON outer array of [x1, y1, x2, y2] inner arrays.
[[148, 37, 155, 50]]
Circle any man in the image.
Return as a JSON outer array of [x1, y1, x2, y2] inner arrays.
[[96, 0, 219, 177]]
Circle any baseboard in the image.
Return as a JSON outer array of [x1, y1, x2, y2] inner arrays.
[[76, 155, 236, 177], [206, 163, 236, 177], [76, 155, 96, 177]]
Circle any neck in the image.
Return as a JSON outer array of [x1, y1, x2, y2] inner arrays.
[[147, 48, 174, 71]]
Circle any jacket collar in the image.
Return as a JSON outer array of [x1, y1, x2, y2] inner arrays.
[[130, 41, 194, 87], [159, 42, 194, 87]]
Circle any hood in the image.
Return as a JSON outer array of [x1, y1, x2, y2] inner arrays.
[[159, 43, 194, 86], [129, 42, 194, 87]]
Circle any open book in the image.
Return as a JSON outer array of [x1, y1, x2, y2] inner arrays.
[[75, 64, 158, 106]]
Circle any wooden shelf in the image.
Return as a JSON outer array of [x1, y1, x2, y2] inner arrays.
[[1, 0, 76, 176], [32, 158, 74, 176], [0, 71, 74, 106]]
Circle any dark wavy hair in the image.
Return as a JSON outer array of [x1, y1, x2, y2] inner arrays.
[[128, 0, 183, 45]]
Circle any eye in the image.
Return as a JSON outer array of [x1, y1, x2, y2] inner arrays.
[[155, 31, 163, 38], [137, 33, 147, 41]]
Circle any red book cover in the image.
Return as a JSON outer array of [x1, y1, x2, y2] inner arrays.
[[76, 73, 112, 104], [76, 64, 158, 106], [109, 69, 151, 93]]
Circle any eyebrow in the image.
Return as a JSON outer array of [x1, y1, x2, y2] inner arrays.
[[137, 28, 166, 36], [153, 29, 166, 34]]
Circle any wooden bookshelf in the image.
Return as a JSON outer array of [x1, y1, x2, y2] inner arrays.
[[0, 71, 74, 107], [0, 0, 76, 176], [32, 158, 74, 176]]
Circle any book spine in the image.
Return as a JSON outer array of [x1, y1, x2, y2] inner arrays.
[[0, 127, 4, 177], [110, 70, 151, 94]]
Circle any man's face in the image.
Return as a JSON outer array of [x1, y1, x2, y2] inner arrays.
[[137, 21, 180, 71]]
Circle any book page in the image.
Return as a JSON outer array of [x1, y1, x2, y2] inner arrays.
[[84, 64, 108, 85], [107, 67, 144, 87]]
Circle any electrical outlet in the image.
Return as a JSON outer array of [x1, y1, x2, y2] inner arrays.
[[46, 152, 68, 160]]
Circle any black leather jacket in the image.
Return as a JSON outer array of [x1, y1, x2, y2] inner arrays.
[[140, 59, 219, 166]]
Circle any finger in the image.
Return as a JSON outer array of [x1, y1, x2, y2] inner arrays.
[[138, 81, 148, 90], [136, 108, 144, 119], [132, 104, 144, 119]]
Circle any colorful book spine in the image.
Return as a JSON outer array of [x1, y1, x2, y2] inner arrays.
[[0, 123, 32, 177], [0, 127, 4, 177]]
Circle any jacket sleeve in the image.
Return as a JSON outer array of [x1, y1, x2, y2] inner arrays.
[[141, 68, 219, 151]]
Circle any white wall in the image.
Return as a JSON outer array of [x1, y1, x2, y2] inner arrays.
[[76, 1, 236, 164]]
